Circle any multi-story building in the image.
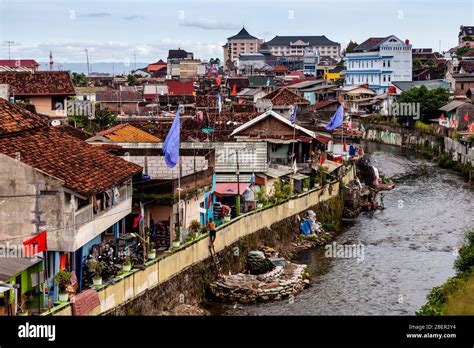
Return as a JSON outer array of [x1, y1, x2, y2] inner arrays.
[[303, 50, 320, 76], [0, 98, 142, 300], [344, 35, 412, 94], [223, 27, 262, 68], [459, 26, 474, 44], [167, 49, 194, 80], [264, 35, 340, 60]]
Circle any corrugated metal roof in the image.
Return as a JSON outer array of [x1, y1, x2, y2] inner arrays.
[[0, 258, 42, 282]]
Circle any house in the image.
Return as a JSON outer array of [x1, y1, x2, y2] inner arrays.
[[167, 48, 194, 79], [74, 86, 106, 102], [236, 53, 276, 75], [143, 84, 169, 101], [147, 59, 167, 77], [0, 59, 39, 72], [265, 35, 340, 60], [96, 88, 144, 115], [248, 76, 275, 90], [0, 71, 75, 121], [390, 79, 452, 95], [236, 88, 267, 105], [303, 50, 320, 76], [459, 26, 474, 44], [439, 100, 474, 134], [0, 99, 142, 299], [166, 81, 195, 95], [344, 35, 412, 94], [223, 27, 262, 68], [131, 68, 151, 78], [257, 87, 310, 117], [340, 85, 377, 114], [300, 84, 338, 105], [0, 257, 44, 315]]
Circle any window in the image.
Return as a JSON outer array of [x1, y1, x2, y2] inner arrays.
[[371, 61, 373, 68], [388, 75, 391, 82], [388, 60, 391, 67], [461, 83, 464, 90], [51, 96, 64, 110], [383, 60, 386, 67]]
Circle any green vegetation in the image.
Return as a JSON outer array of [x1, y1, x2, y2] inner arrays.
[[344, 40, 358, 54], [89, 260, 106, 280], [399, 86, 449, 122], [256, 187, 269, 206], [127, 74, 135, 86], [418, 229, 474, 315], [455, 46, 471, 58], [414, 120, 433, 134], [71, 72, 88, 87], [270, 180, 293, 204], [54, 270, 72, 293]]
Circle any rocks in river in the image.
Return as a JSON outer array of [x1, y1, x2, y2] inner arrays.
[[210, 262, 309, 303], [247, 250, 275, 275]]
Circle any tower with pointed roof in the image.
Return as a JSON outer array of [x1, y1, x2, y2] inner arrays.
[[223, 27, 262, 70]]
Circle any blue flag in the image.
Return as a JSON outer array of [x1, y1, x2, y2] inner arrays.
[[163, 108, 180, 168], [217, 93, 222, 113], [326, 105, 344, 131], [250, 172, 255, 186], [289, 106, 297, 124]]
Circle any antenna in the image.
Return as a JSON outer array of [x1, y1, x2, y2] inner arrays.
[[3, 41, 15, 60]]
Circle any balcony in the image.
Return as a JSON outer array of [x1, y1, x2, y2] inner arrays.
[[68, 182, 133, 251]]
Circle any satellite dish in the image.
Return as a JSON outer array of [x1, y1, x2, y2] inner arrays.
[[51, 120, 61, 127]]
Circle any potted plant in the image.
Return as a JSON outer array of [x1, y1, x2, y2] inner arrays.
[[303, 178, 310, 192], [122, 259, 132, 272], [172, 227, 181, 248], [89, 260, 106, 286], [189, 220, 201, 239], [256, 188, 267, 208], [147, 242, 156, 260], [54, 270, 72, 302]]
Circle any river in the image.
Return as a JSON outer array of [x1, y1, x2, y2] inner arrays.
[[209, 142, 474, 315]]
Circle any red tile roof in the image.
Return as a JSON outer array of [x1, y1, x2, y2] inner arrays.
[[0, 98, 142, 196], [0, 59, 39, 68], [310, 99, 339, 110], [166, 81, 195, 95], [263, 87, 310, 106], [0, 71, 75, 96], [0, 98, 49, 134]]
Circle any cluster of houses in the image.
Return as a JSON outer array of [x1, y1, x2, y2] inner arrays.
[[0, 25, 473, 315]]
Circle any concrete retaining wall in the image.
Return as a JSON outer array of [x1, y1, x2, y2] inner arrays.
[[48, 167, 354, 316]]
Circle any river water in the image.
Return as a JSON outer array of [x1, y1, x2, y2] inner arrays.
[[211, 142, 474, 315]]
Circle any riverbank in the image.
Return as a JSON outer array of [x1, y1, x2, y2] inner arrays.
[[211, 142, 473, 315], [41, 167, 351, 316], [418, 229, 474, 315], [363, 122, 473, 182]]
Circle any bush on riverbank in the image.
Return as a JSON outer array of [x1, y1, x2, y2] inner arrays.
[[418, 229, 474, 315]]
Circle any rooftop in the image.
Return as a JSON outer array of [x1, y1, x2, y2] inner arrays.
[[0, 99, 142, 196], [227, 27, 258, 41], [265, 35, 339, 47], [99, 123, 161, 142], [0, 71, 75, 96]]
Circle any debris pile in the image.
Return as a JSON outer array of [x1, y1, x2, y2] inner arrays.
[[210, 249, 309, 303]]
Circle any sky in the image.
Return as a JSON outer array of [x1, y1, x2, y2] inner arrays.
[[0, 0, 473, 69]]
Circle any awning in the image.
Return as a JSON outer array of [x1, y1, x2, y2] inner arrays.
[[289, 173, 309, 180], [215, 183, 250, 195], [0, 258, 42, 282], [313, 159, 342, 173]]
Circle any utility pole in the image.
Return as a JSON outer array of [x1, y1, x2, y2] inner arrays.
[[4, 41, 14, 60]]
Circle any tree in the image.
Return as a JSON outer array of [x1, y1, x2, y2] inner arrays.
[[455, 46, 471, 58], [344, 40, 359, 54], [92, 108, 116, 131], [127, 74, 135, 86], [399, 86, 450, 122], [71, 72, 88, 87]]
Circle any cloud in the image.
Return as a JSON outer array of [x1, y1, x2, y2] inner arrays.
[[11, 39, 225, 63], [81, 12, 111, 18], [123, 15, 146, 21], [180, 18, 239, 31]]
